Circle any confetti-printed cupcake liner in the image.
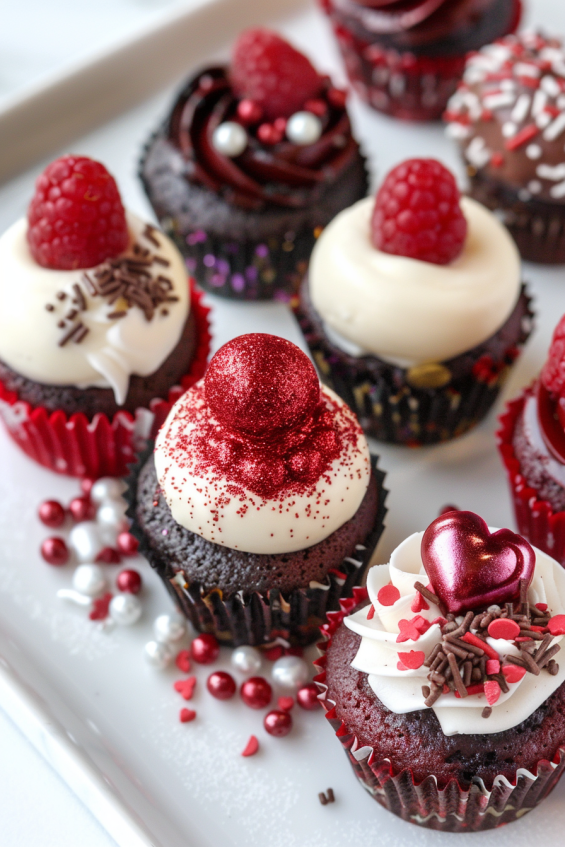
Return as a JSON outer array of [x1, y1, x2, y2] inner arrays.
[[319, 0, 522, 121], [126, 449, 387, 647], [314, 595, 565, 832], [498, 390, 565, 567], [296, 280, 533, 446], [0, 280, 211, 479]]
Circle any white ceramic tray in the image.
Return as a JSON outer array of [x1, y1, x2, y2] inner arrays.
[[2, 0, 565, 845]]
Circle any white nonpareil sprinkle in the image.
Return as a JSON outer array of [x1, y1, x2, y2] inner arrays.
[[544, 112, 565, 141], [526, 144, 542, 159], [537, 163, 565, 180]]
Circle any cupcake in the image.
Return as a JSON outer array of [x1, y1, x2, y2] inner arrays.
[[315, 509, 565, 831], [128, 333, 387, 646], [296, 157, 533, 445], [318, 0, 522, 121], [0, 155, 211, 479], [498, 314, 565, 565], [139, 28, 368, 302], [445, 31, 565, 264]]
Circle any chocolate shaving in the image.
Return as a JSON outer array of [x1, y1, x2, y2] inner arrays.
[[107, 310, 127, 320]]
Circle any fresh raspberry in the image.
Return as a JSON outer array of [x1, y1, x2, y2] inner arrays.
[[230, 29, 322, 121], [371, 159, 467, 265], [27, 155, 129, 270], [541, 315, 565, 397]]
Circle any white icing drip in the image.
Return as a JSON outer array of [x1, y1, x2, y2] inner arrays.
[[0, 214, 190, 405], [309, 196, 521, 365], [345, 532, 565, 735]]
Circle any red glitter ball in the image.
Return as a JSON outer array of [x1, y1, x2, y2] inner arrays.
[[117, 532, 139, 556], [38, 500, 65, 529], [116, 569, 142, 594], [41, 537, 69, 566], [237, 99, 263, 125], [95, 547, 121, 564], [68, 496, 94, 523], [296, 683, 320, 710], [264, 709, 292, 737], [191, 633, 220, 664], [240, 676, 272, 709], [80, 478, 94, 496], [207, 671, 236, 700]]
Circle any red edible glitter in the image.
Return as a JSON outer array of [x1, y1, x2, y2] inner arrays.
[[175, 649, 191, 673], [488, 618, 521, 640], [377, 585, 400, 607], [241, 735, 259, 757], [174, 677, 197, 701], [180, 708, 196, 723]]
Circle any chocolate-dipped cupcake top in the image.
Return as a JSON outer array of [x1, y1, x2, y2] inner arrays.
[[309, 157, 521, 367], [165, 28, 360, 211], [344, 509, 565, 733], [0, 155, 190, 405], [154, 333, 371, 554], [446, 32, 565, 204]]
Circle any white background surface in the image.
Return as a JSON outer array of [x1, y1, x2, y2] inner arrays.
[[1, 0, 565, 845]]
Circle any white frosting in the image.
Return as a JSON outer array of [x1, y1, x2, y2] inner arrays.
[[0, 214, 190, 405], [154, 385, 371, 555], [345, 531, 565, 735], [523, 393, 565, 488], [309, 196, 521, 367]]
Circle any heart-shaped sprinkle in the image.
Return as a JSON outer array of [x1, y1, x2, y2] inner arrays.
[[396, 616, 430, 643], [484, 680, 501, 705], [486, 659, 500, 675], [241, 735, 259, 757], [488, 619, 521, 640], [502, 664, 527, 683], [377, 585, 400, 606], [174, 677, 197, 700], [278, 696, 294, 712], [397, 650, 426, 670], [175, 649, 191, 673], [535, 603, 548, 612], [548, 615, 565, 636], [411, 591, 429, 613], [89, 592, 113, 621], [180, 708, 196, 723], [422, 511, 535, 614]]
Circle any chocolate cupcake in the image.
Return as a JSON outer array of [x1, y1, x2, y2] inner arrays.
[[296, 157, 533, 445], [499, 314, 565, 566], [319, 0, 522, 121], [0, 155, 210, 478], [445, 31, 565, 263], [128, 333, 387, 646], [139, 28, 368, 301], [315, 510, 565, 831]]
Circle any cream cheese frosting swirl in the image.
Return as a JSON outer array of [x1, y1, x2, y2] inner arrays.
[[0, 213, 190, 405], [309, 195, 521, 366], [345, 531, 565, 735], [155, 384, 371, 555]]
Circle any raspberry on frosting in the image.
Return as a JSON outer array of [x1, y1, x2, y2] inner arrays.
[[230, 29, 323, 121], [27, 155, 129, 270], [370, 158, 467, 265], [541, 315, 565, 398]]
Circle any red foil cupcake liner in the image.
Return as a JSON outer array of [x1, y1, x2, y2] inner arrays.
[[498, 390, 565, 567], [314, 595, 565, 831], [0, 280, 211, 479]]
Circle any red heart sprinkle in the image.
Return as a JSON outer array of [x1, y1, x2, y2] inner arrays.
[[179, 708, 196, 723], [548, 615, 565, 636], [278, 696, 294, 712], [413, 616, 431, 634], [411, 591, 429, 613], [174, 677, 197, 701], [502, 664, 527, 683], [488, 619, 521, 640], [241, 735, 259, 757], [89, 592, 112, 621], [175, 650, 191, 673], [377, 585, 400, 606], [484, 680, 501, 705], [397, 650, 426, 670], [396, 618, 421, 643], [535, 603, 548, 611], [367, 604, 375, 620], [486, 659, 500, 675]]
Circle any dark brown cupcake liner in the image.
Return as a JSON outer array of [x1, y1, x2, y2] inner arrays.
[[470, 172, 565, 264], [126, 447, 387, 647], [314, 595, 565, 831], [296, 279, 534, 446], [498, 389, 565, 567]]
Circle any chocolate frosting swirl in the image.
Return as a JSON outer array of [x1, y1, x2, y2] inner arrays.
[[166, 67, 360, 212]]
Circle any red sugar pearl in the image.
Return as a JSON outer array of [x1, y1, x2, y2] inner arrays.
[[237, 99, 263, 125], [257, 123, 283, 144], [240, 677, 272, 709], [38, 500, 66, 529], [117, 532, 139, 557], [296, 683, 320, 710], [264, 709, 292, 737], [207, 671, 236, 700], [80, 478, 94, 496], [41, 537, 69, 566], [96, 547, 121, 564], [116, 569, 142, 594], [68, 496, 94, 523], [191, 633, 220, 665]]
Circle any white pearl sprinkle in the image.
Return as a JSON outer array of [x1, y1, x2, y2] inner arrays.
[[231, 645, 262, 674], [69, 521, 104, 563], [212, 122, 248, 157], [97, 500, 129, 546], [271, 655, 310, 690], [286, 111, 323, 146], [144, 640, 174, 669], [154, 613, 186, 644], [526, 143, 542, 160], [90, 478, 127, 505], [72, 564, 107, 597], [109, 593, 142, 626]]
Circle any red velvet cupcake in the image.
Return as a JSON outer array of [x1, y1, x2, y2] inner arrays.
[[319, 0, 522, 121], [139, 29, 368, 301], [315, 510, 565, 831], [0, 155, 210, 478]]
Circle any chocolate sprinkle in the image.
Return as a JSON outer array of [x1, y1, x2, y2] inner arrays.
[[482, 706, 492, 719], [45, 304, 54, 312], [318, 788, 335, 806]]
